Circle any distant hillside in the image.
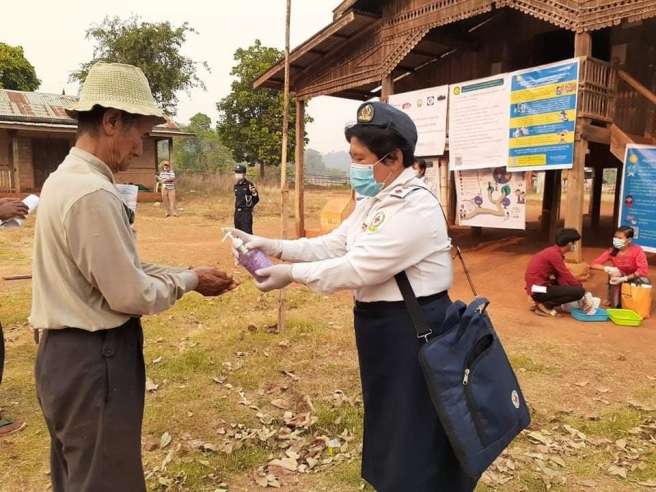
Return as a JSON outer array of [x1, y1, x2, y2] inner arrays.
[[323, 151, 350, 174]]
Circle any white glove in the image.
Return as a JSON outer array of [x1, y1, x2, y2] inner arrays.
[[254, 264, 293, 292], [223, 228, 282, 258], [609, 276, 628, 285], [604, 266, 621, 277]]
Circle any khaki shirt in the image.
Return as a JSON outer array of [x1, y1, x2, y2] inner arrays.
[[30, 147, 197, 331], [283, 168, 453, 302]]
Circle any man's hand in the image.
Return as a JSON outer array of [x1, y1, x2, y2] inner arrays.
[[0, 198, 28, 221], [223, 228, 282, 259], [254, 264, 293, 292], [193, 267, 238, 296], [609, 275, 629, 286]]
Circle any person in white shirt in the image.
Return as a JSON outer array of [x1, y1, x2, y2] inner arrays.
[[226, 102, 476, 491], [157, 160, 177, 217]]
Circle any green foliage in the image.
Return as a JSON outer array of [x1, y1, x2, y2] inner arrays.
[[71, 16, 209, 115], [173, 112, 236, 172], [216, 40, 312, 172], [0, 43, 40, 91]]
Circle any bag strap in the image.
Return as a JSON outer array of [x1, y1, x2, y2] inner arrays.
[[394, 271, 433, 342]]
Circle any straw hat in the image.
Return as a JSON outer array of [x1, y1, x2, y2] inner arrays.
[[66, 62, 166, 124]]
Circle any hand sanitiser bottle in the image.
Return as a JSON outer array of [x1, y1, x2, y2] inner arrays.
[[223, 231, 273, 281]]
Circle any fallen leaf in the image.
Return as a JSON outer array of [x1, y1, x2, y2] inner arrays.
[[160, 431, 172, 449], [574, 381, 589, 388], [637, 480, 656, 488], [269, 456, 298, 472], [607, 465, 628, 479], [271, 399, 290, 410], [146, 378, 159, 392]]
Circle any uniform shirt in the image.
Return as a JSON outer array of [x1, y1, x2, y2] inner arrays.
[[281, 167, 453, 302], [592, 244, 649, 277], [234, 178, 259, 210], [30, 147, 198, 331], [158, 170, 176, 190], [524, 244, 581, 295]]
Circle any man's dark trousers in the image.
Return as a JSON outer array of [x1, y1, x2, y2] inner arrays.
[[234, 208, 253, 234], [35, 318, 146, 492]]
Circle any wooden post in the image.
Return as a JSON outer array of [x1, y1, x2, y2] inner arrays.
[[277, 0, 292, 332], [294, 98, 305, 238], [591, 166, 604, 227], [541, 170, 562, 242], [381, 74, 394, 102], [438, 157, 449, 210], [10, 131, 21, 193], [564, 33, 592, 263]]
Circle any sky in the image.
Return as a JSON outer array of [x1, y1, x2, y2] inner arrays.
[[2, 0, 361, 155]]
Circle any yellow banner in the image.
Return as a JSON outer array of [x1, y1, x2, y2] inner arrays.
[[510, 81, 578, 104], [509, 155, 547, 167], [510, 109, 576, 129], [509, 132, 574, 149]]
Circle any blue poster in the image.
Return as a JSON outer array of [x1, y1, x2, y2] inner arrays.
[[620, 145, 656, 253], [508, 59, 579, 172]]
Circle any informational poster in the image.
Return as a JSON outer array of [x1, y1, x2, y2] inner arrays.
[[448, 74, 511, 171], [456, 167, 526, 230], [422, 161, 441, 201], [619, 145, 656, 253], [508, 58, 580, 172], [388, 85, 448, 157]]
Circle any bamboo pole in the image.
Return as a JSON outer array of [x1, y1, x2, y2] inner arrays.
[[277, 0, 292, 332], [294, 98, 305, 237]]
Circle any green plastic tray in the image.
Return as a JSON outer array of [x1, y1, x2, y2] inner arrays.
[[607, 308, 642, 327]]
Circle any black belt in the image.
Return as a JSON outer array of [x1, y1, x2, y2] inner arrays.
[[236, 208, 251, 212], [355, 290, 447, 311]]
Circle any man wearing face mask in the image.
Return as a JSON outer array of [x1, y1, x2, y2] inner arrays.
[[233, 164, 259, 234], [30, 62, 237, 492], [225, 102, 478, 491], [525, 228, 588, 317]]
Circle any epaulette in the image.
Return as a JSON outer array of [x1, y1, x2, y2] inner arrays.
[[390, 185, 429, 199]]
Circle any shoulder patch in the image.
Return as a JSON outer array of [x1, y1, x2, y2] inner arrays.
[[390, 186, 427, 199]]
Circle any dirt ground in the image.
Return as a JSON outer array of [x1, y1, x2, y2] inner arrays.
[[1, 187, 655, 492]]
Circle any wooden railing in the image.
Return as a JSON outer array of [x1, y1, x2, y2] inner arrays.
[[578, 57, 616, 122], [0, 168, 14, 192], [614, 69, 656, 138]]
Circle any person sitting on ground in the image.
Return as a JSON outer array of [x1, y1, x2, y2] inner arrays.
[[591, 226, 650, 307], [525, 228, 589, 317]]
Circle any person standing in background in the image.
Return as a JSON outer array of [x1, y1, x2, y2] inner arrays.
[[233, 164, 259, 234], [157, 160, 177, 217], [0, 198, 28, 437]]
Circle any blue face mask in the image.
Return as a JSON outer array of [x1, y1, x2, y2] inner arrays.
[[350, 154, 390, 197]]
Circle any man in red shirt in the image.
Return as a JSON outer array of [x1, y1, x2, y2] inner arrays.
[[525, 229, 587, 316]]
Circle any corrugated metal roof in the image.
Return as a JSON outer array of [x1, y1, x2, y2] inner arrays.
[[0, 90, 77, 122], [0, 89, 188, 135]]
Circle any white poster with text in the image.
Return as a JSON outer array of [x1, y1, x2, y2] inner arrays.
[[448, 74, 511, 171], [389, 86, 448, 157]]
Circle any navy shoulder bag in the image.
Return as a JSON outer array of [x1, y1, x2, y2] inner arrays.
[[394, 267, 530, 478]]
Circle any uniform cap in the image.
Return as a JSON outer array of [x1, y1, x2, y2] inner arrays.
[[66, 62, 166, 124], [354, 101, 418, 152], [234, 164, 247, 174]]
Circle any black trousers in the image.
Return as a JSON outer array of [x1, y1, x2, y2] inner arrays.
[[234, 208, 253, 234], [532, 285, 585, 309], [354, 295, 477, 492], [35, 318, 146, 492]]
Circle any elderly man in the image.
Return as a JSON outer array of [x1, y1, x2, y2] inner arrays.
[[30, 62, 236, 492]]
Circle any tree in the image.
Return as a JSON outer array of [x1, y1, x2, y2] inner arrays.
[[216, 40, 312, 178], [71, 16, 209, 115], [173, 112, 235, 172], [0, 43, 40, 91], [304, 149, 327, 175]]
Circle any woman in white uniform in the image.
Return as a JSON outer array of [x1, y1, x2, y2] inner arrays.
[[227, 102, 477, 491]]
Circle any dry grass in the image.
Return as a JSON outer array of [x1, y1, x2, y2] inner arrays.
[[1, 186, 656, 491]]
